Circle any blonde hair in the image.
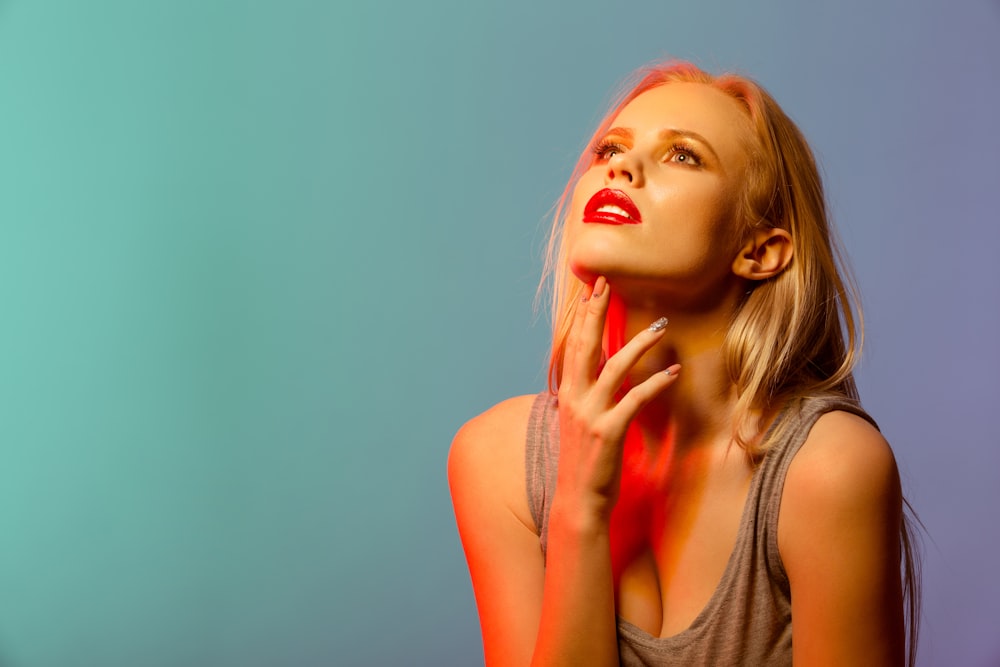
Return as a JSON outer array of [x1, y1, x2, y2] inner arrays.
[[539, 60, 920, 666], [542, 61, 859, 450]]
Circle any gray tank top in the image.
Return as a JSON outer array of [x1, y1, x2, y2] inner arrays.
[[525, 392, 877, 666]]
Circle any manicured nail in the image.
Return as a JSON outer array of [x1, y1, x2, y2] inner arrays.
[[592, 276, 607, 298], [664, 364, 681, 376], [648, 317, 669, 332]]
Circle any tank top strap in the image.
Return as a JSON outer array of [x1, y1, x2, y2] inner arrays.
[[756, 394, 879, 593], [525, 391, 559, 558]]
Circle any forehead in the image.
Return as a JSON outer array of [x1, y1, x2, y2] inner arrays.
[[610, 82, 751, 159]]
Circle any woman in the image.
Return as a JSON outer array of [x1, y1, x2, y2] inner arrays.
[[449, 61, 918, 666]]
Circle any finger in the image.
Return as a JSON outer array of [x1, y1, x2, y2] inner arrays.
[[613, 364, 682, 422], [568, 276, 609, 390], [560, 280, 595, 390], [593, 315, 669, 398]]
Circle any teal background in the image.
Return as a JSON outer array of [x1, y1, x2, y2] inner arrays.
[[1, 1, 998, 665]]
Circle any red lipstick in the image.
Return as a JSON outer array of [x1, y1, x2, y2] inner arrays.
[[583, 188, 642, 225]]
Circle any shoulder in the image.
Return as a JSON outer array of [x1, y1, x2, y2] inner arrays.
[[777, 409, 906, 663], [450, 394, 540, 459], [448, 395, 550, 666], [448, 393, 540, 485], [782, 409, 900, 516], [448, 394, 542, 531]]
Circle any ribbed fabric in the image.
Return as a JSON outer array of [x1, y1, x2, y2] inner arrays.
[[525, 392, 877, 666]]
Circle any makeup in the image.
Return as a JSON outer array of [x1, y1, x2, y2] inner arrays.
[[583, 188, 642, 225]]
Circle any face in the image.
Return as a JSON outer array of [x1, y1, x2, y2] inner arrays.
[[567, 82, 754, 303]]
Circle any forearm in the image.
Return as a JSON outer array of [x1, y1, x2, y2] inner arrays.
[[530, 501, 619, 667]]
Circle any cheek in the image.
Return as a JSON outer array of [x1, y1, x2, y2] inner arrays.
[[669, 180, 743, 237], [565, 177, 597, 241], [710, 185, 747, 251], [569, 174, 597, 216]]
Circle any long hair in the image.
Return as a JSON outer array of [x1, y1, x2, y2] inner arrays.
[[539, 60, 920, 665]]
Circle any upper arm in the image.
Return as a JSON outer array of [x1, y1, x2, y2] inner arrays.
[[779, 411, 905, 667], [448, 395, 546, 667]]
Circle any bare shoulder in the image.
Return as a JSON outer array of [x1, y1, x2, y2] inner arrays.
[[450, 394, 539, 463], [778, 409, 906, 664], [782, 410, 901, 513], [448, 395, 549, 665], [448, 394, 542, 532]]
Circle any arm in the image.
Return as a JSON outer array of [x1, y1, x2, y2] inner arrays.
[[450, 397, 623, 667], [449, 277, 677, 666], [449, 396, 546, 667], [779, 410, 905, 666]]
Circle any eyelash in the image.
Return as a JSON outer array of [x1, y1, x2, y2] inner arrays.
[[590, 140, 703, 166], [666, 143, 703, 166], [591, 140, 626, 161]]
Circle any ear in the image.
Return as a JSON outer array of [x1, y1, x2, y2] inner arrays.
[[731, 227, 793, 280]]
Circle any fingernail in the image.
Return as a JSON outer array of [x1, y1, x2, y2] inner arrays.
[[664, 364, 681, 376], [592, 276, 606, 298], [648, 317, 669, 332]]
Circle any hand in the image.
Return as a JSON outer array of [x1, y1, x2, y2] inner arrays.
[[555, 276, 680, 521]]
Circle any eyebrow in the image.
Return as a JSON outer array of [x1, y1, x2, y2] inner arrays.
[[659, 129, 720, 162], [603, 126, 721, 162], [603, 127, 634, 141]]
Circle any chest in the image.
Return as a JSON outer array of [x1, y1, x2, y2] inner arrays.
[[610, 463, 753, 638]]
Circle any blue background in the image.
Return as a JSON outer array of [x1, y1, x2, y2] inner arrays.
[[1, 1, 998, 665]]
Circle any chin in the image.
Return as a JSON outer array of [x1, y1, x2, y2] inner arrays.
[[569, 262, 598, 284], [568, 233, 621, 277], [568, 253, 627, 284]]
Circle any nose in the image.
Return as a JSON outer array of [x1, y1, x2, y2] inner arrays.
[[605, 151, 643, 187]]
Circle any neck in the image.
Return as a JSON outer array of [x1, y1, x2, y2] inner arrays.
[[602, 279, 746, 451]]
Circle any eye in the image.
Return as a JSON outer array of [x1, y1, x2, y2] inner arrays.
[[666, 143, 702, 166], [592, 140, 626, 162]]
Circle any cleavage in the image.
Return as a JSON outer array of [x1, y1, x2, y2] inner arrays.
[[610, 461, 751, 638]]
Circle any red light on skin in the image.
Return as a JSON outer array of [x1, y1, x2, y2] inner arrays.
[[583, 188, 642, 225]]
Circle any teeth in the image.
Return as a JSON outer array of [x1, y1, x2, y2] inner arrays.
[[596, 205, 632, 219]]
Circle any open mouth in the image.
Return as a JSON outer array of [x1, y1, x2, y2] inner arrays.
[[583, 189, 642, 225]]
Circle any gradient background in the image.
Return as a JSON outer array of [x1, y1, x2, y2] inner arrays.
[[1, 1, 998, 665]]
